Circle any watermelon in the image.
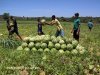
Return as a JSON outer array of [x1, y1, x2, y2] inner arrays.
[[71, 49, 78, 54], [72, 40, 78, 48], [50, 48, 57, 53], [28, 42, 34, 48], [59, 40, 65, 44], [57, 36, 62, 41], [35, 43, 41, 49], [51, 36, 56, 40], [17, 46, 23, 50], [29, 37, 35, 42], [21, 42, 28, 48], [38, 48, 43, 52], [58, 49, 64, 54], [44, 48, 50, 52], [24, 47, 30, 51], [55, 43, 61, 50], [41, 43, 47, 49], [31, 47, 37, 52], [61, 44, 67, 50], [48, 42, 54, 49], [52, 39, 58, 44], [23, 37, 30, 42], [67, 44, 73, 50]]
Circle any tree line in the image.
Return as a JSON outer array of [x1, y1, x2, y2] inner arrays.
[[0, 13, 100, 23]]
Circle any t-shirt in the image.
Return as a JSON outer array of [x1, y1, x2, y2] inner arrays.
[[73, 18, 80, 30], [51, 19, 63, 30], [88, 22, 93, 28]]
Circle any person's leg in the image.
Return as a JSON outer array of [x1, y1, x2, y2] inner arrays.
[[76, 34, 79, 42], [55, 30, 59, 37], [8, 30, 14, 39], [41, 31, 45, 35], [73, 30, 76, 39], [15, 30, 23, 40], [89, 27, 91, 31], [73, 30, 79, 41], [60, 29, 64, 37]]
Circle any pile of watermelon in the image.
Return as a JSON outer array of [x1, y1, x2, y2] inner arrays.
[[17, 35, 86, 54]]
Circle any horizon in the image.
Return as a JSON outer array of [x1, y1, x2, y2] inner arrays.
[[0, 0, 100, 17]]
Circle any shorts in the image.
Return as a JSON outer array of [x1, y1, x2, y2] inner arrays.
[[9, 29, 19, 35], [55, 29, 64, 37], [73, 30, 79, 40], [88, 26, 92, 30]]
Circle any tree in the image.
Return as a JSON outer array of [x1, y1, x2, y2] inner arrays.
[[3, 13, 10, 20]]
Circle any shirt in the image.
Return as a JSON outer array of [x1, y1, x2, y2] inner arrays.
[[51, 19, 63, 30], [73, 18, 80, 30], [88, 22, 93, 28]]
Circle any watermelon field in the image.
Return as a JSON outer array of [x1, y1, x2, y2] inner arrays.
[[0, 21, 100, 75]]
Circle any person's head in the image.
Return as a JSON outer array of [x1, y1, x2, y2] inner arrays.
[[52, 15, 56, 20], [74, 13, 79, 18], [90, 19, 92, 22]]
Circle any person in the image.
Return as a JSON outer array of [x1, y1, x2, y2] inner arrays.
[[71, 13, 80, 41], [6, 16, 22, 40], [46, 15, 64, 37], [88, 19, 93, 31], [37, 18, 44, 35]]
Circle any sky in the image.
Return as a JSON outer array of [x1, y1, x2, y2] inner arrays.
[[0, 0, 100, 17]]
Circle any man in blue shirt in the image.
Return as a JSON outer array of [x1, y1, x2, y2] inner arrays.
[[88, 19, 93, 31]]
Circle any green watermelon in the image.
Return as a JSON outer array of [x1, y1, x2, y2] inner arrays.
[[17, 46, 23, 50], [28, 42, 34, 48], [48, 42, 54, 49], [61, 44, 67, 50], [41, 43, 47, 49], [21, 42, 28, 48], [67, 44, 73, 50], [55, 43, 61, 50]]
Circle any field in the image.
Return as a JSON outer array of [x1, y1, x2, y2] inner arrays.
[[0, 21, 100, 75]]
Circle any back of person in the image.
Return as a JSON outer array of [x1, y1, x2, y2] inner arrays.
[[88, 21, 93, 28], [52, 18, 63, 30]]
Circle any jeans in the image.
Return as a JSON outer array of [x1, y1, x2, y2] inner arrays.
[[55, 29, 64, 37]]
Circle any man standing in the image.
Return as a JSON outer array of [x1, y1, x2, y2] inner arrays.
[[88, 19, 93, 31], [37, 18, 45, 35], [6, 16, 22, 40], [46, 15, 64, 37], [71, 13, 80, 41]]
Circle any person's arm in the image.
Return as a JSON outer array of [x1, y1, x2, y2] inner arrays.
[[71, 28, 74, 33], [45, 21, 54, 26]]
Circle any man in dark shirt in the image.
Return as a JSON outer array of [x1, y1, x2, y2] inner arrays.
[[37, 18, 44, 35], [7, 16, 22, 40]]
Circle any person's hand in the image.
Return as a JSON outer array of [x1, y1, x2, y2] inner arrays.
[[76, 31, 79, 35], [71, 30, 73, 33]]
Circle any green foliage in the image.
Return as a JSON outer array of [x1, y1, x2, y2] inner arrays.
[[2, 13, 10, 20], [0, 38, 21, 49], [0, 21, 100, 75]]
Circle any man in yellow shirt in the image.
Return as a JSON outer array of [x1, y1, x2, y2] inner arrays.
[[46, 15, 64, 37]]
